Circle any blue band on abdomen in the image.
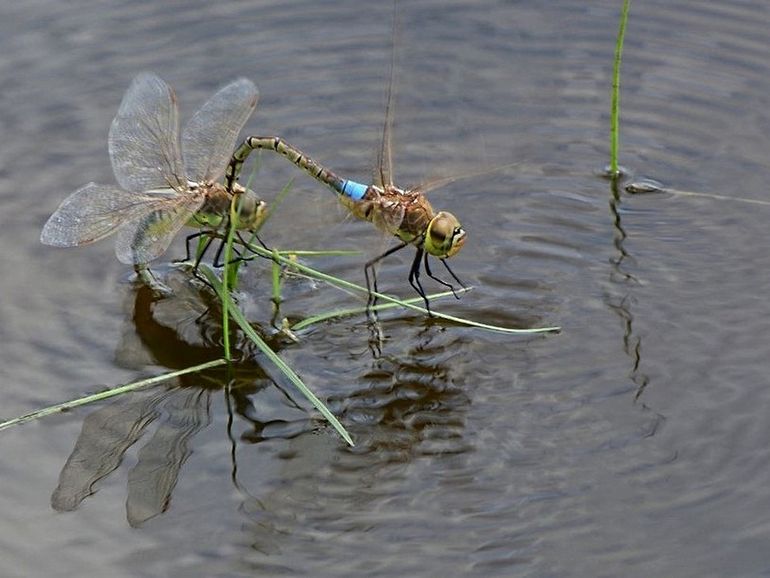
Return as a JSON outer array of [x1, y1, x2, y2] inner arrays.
[[341, 180, 368, 201]]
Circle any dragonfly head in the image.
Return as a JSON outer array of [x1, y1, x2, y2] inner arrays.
[[424, 211, 466, 258], [233, 187, 267, 231]]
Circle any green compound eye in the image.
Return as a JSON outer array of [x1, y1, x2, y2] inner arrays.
[[425, 211, 465, 258], [234, 189, 267, 230]]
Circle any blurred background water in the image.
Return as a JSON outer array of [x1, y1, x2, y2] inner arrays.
[[2, 1, 770, 576]]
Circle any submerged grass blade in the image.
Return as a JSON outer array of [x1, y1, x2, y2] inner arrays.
[[275, 249, 361, 257], [610, 0, 631, 175], [0, 359, 227, 432], [242, 242, 560, 334], [663, 188, 770, 206], [199, 265, 354, 446]]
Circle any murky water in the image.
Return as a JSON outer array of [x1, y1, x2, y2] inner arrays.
[[3, 0, 770, 576]]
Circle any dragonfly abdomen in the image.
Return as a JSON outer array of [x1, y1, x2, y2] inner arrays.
[[227, 136, 369, 202]]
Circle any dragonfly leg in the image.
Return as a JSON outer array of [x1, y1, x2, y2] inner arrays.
[[210, 216, 245, 268], [212, 238, 227, 268], [424, 254, 461, 299], [212, 238, 247, 268], [408, 247, 432, 315], [238, 231, 269, 251], [440, 258, 466, 290], [364, 241, 408, 311], [213, 236, 261, 269], [178, 231, 212, 264], [234, 232, 274, 264]]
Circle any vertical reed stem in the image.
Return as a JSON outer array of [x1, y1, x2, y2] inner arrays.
[[220, 195, 240, 362], [610, 0, 631, 176]]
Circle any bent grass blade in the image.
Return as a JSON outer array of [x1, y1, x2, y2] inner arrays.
[[292, 287, 474, 331], [199, 265, 354, 446], [240, 242, 560, 335]]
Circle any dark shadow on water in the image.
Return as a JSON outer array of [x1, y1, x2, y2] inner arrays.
[[51, 268, 469, 531], [227, 323, 471, 559], [51, 269, 278, 527], [604, 173, 664, 429]]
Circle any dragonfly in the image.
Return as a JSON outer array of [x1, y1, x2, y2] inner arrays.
[[224, 51, 468, 315], [41, 72, 266, 294]]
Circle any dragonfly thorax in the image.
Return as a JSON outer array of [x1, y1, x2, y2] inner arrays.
[[191, 182, 266, 231]]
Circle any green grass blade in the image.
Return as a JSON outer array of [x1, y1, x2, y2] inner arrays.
[[610, 0, 631, 176], [260, 177, 295, 226], [241, 243, 560, 334], [271, 248, 283, 307], [0, 359, 227, 432], [199, 265, 354, 446], [230, 176, 294, 281], [219, 195, 243, 361], [275, 249, 361, 257], [292, 287, 473, 330]]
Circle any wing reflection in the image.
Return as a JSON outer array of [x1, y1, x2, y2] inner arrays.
[[51, 388, 165, 513], [52, 267, 471, 533], [125, 388, 211, 527], [51, 267, 307, 526]]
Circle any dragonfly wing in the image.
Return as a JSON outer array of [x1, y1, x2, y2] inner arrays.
[[375, 3, 400, 189], [108, 73, 187, 193], [371, 199, 405, 236], [412, 162, 520, 196], [375, 64, 396, 189], [41, 183, 156, 247], [182, 78, 258, 184], [115, 191, 205, 265]]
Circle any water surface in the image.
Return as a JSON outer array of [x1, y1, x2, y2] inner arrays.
[[2, 1, 770, 576]]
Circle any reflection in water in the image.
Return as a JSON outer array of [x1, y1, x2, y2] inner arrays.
[[124, 388, 211, 526], [51, 267, 469, 534], [115, 267, 226, 370], [607, 175, 640, 286], [228, 323, 470, 562], [605, 176, 661, 423], [344, 328, 471, 457], [52, 268, 273, 526], [51, 388, 167, 514], [51, 386, 210, 527]]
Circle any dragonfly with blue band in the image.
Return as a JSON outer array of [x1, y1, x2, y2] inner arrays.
[[225, 134, 467, 315], [224, 0, 475, 315]]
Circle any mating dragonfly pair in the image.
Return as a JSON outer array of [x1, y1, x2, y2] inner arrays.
[[41, 73, 467, 313]]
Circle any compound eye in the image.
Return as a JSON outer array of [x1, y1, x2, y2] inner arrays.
[[238, 197, 254, 217], [426, 212, 464, 257], [429, 218, 451, 246]]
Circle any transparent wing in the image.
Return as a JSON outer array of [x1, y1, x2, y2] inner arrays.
[[182, 78, 258, 184], [371, 198, 405, 236], [40, 182, 171, 247], [115, 190, 205, 265], [375, 53, 396, 189], [411, 162, 521, 196], [108, 73, 187, 193], [374, 5, 400, 189]]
